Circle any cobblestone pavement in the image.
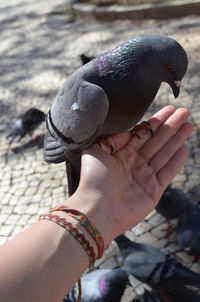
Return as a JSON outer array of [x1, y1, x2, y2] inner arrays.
[[0, 0, 200, 300]]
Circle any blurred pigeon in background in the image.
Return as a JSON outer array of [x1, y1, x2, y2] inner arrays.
[[135, 285, 200, 302], [44, 35, 188, 196], [80, 54, 95, 65], [114, 234, 200, 288], [7, 107, 45, 144], [156, 185, 189, 220], [63, 268, 129, 302], [178, 201, 200, 257], [156, 185, 190, 235]]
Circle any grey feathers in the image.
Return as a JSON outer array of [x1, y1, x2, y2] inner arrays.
[[115, 234, 200, 288], [44, 35, 188, 164], [63, 268, 129, 302], [156, 185, 190, 220]]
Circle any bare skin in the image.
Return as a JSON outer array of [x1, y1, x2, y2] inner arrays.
[[0, 105, 193, 302]]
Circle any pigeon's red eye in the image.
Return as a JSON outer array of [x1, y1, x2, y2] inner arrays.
[[166, 64, 175, 72]]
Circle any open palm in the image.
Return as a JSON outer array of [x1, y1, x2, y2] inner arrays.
[[80, 105, 192, 239]]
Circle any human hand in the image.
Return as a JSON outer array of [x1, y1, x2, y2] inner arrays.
[[67, 105, 193, 244]]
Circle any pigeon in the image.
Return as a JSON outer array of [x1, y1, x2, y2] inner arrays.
[[80, 54, 95, 65], [178, 201, 200, 256], [114, 234, 200, 288], [7, 107, 46, 144], [44, 35, 188, 195], [155, 185, 190, 235], [135, 286, 200, 302], [156, 185, 189, 220], [62, 268, 129, 302]]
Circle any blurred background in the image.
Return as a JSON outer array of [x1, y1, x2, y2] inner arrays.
[[0, 0, 200, 301]]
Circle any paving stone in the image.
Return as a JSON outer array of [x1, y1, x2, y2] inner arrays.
[[1, 205, 14, 214], [25, 204, 39, 215], [1, 193, 12, 205], [11, 225, 24, 237], [17, 214, 30, 226], [121, 286, 137, 302], [13, 205, 28, 214], [148, 213, 164, 226], [43, 188, 52, 198], [136, 232, 157, 245], [0, 225, 13, 236], [99, 256, 117, 269], [191, 263, 200, 274], [52, 187, 65, 195], [176, 251, 194, 264], [153, 238, 168, 249], [0, 214, 8, 224], [165, 242, 181, 254], [133, 221, 152, 236], [151, 222, 169, 239], [4, 214, 20, 225]]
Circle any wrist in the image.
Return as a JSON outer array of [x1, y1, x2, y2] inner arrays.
[[64, 188, 116, 247]]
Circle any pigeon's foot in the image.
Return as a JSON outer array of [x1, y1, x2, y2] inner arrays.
[[95, 135, 115, 154], [192, 255, 199, 263], [161, 221, 175, 237], [131, 121, 153, 138]]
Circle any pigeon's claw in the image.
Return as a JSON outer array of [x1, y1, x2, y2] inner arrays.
[[131, 121, 153, 138], [161, 221, 175, 237], [95, 135, 115, 154]]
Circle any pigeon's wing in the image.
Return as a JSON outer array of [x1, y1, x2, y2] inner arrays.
[[54, 81, 109, 143], [44, 81, 109, 163]]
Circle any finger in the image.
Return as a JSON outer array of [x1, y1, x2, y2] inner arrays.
[[128, 105, 176, 151], [157, 145, 189, 188], [150, 122, 193, 173], [139, 107, 190, 162]]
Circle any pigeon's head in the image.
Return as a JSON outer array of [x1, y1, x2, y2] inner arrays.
[[149, 35, 188, 98]]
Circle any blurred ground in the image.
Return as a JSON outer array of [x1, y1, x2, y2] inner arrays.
[[0, 0, 200, 300]]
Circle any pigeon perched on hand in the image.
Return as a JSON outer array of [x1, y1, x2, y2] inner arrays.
[[7, 107, 45, 144], [44, 35, 188, 195], [178, 201, 200, 257], [114, 234, 200, 288], [156, 185, 190, 235], [62, 268, 129, 302]]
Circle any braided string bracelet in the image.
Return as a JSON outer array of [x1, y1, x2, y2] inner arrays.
[[51, 204, 104, 259], [40, 213, 96, 266], [40, 213, 97, 302]]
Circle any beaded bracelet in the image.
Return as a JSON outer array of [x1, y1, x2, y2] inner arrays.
[[40, 213, 96, 267], [51, 205, 104, 259]]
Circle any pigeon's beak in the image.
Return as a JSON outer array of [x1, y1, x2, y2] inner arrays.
[[172, 80, 181, 99]]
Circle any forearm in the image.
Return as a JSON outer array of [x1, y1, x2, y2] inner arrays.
[[0, 190, 113, 302]]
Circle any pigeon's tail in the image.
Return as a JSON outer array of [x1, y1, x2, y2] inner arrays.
[[66, 158, 81, 196], [163, 259, 200, 288]]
